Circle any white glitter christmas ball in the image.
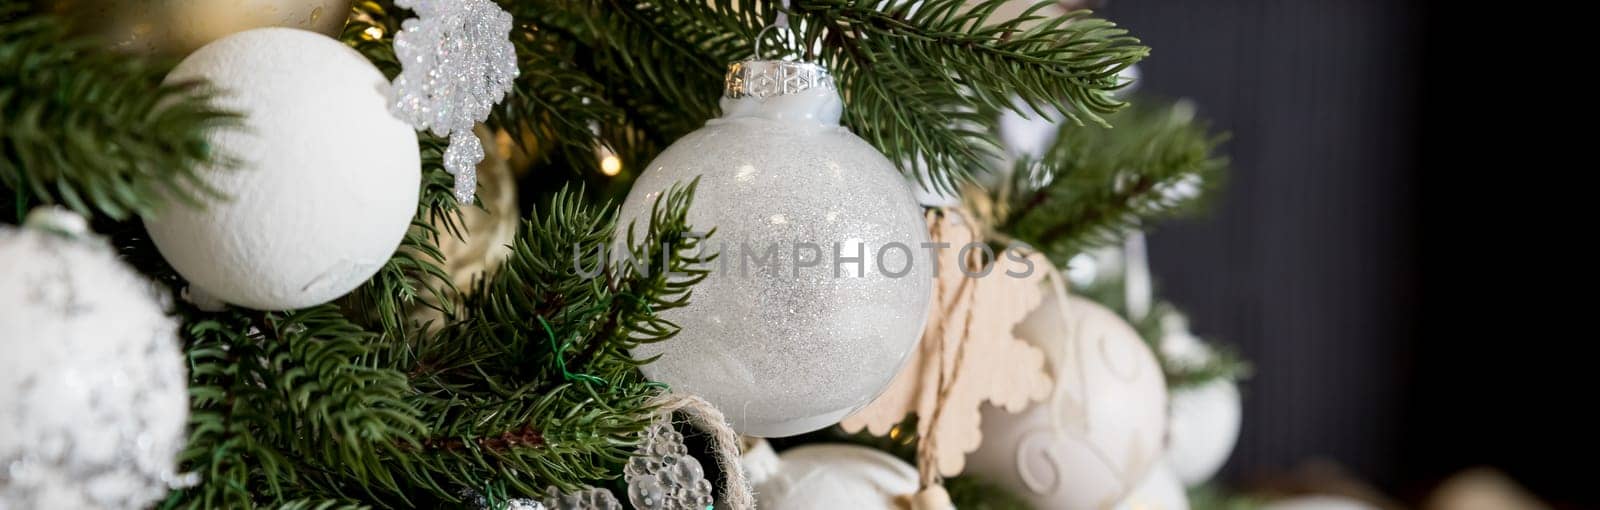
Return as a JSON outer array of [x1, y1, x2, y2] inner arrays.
[[619, 61, 932, 437], [146, 28, 420, 310], [1, 208, 191, 510], [1166, 379, 1242, 486], [965, 293, 1168, 510], [753, 444, 919, 509], [1112, 462, 1190, 510]]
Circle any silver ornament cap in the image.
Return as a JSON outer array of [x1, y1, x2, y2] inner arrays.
[[724, 59, 835, 99]]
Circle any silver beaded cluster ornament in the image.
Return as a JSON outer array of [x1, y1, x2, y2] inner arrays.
[[0, 208, 194, 509], [390, 0, 519, 203], [624, 422, 715, 509], [541, 485, 622, 510], [618, 57, 933, 437]]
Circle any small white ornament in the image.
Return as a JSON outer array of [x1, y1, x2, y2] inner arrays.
[[619, 60, 932, 437], [753, 444, 919, 510], [1166, 377, 1242, 487], [148, 28, 421, 310], [998, 99, 1063, 162], [1, 208, 192, 510], [965, 293, 1169, 510], [391, 0, 519, 203], [1261, 496, 1380, 510], [1113, 462, 1190, 510], [1158, 312, 1212, 368]]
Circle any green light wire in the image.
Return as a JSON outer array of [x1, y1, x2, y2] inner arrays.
[[536, 316, 607, 386]]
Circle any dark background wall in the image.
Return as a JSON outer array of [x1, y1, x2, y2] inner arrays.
[[1102, 0, 1426, 495], [1101, 2, 1597, 507]]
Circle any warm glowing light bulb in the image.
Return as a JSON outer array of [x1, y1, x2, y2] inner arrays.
[[362, 26, 385, 40], [600, 154, 622, 176]]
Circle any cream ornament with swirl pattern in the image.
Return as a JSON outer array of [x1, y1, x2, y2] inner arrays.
[[965, 293, 1169, 510]]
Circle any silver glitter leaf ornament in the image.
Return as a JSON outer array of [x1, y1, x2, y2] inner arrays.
[[542, 485, 622, 510], [391, 0, 519, 203], [618, 60, 933, 437], [624, 422, 716, 509], [1, 208, 193, 509]]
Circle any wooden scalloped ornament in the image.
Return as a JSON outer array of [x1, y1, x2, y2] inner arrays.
[[841, 208, 1054, 477]]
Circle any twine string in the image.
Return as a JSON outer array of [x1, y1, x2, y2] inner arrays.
[[647, 393, 755, 509]]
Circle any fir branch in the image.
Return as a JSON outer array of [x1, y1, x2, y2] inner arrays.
[[489, 7, 627, 176], [170, 306, 428, 508], [338, 135, 459, 337], [796, 0, 1148, 192], [504, 0, 1148, 194], [308, 183, 708, 498], [0, 12, 237, 221], [946, 475, 1035, 510], [1188, 484, 1262, 510], [1001, 99, 1227, 262]]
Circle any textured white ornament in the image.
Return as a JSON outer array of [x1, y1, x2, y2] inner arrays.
[[1112, 462, 1190, 510], [1, 208, 191, 510], [965, 293, 1168, 510], [619, 60, 932, 437], [1166, 378, 1241, 486], [147, 28, 421, 310], [391, 0, 519, 203], [753, 444, 919, 510]]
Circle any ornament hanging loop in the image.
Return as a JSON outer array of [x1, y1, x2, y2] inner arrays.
[[752, 0, 795, 60]]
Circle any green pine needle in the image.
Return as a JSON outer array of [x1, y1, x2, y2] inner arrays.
[[1001, 99, 1228, 264], [0, 11, 237, 221]]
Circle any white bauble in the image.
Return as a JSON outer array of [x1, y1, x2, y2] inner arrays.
[[147, 28, 421, 310], [753, 444, 918, 509], [1166, 379, 1242, 486], [1113, 463, 1190, 510], [1, 209, 190, 510], [619, 60, 932, 437], [965, 293, 1168, 510], [999, 105, 1063, 161]]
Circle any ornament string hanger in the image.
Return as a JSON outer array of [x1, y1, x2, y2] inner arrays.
[[752, 0, 795, 61]]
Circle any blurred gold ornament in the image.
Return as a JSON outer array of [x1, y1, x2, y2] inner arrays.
[[41, 0, 353, 55], [411, 127, 519, 324]]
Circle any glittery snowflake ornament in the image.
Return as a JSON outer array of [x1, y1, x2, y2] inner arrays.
[[391, 0, 519, 203]]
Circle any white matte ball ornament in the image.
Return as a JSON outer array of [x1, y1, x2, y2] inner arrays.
[[1113, 462, 1190, 510], [1166, 379, 1242, 486], [147, 28, 421, 310], [1, 208, 191, 509], [619, 60, 932, 437], [753, 444, 919, 509], [965, 293, 1168, 510]]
